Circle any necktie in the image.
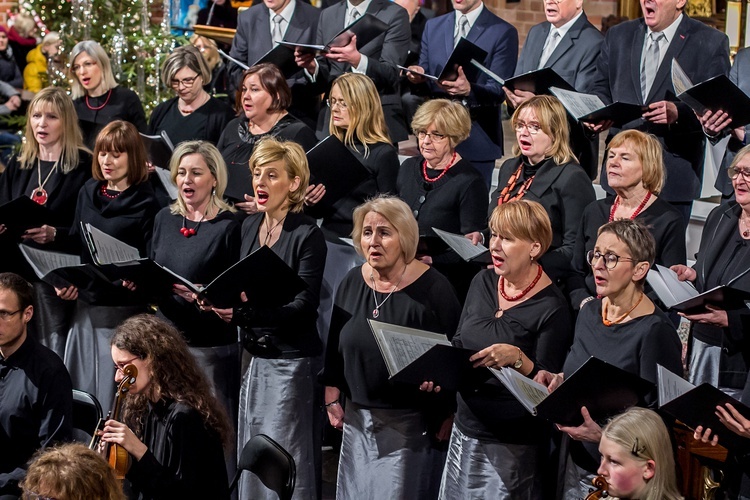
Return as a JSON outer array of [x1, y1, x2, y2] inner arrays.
[[272, 14, 283, 45], [455, 15, 469, 47], [538, 30, 560, 69], [348, 8, 360, 27], [641, 32, 665, 102]]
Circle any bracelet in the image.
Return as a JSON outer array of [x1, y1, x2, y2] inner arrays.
[[325, 400, 339, 408]]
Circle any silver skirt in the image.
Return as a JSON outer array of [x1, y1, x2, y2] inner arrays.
[[336, 401, 445, 500], [237, 356, 322, 500], [438, 425, 540, 500]]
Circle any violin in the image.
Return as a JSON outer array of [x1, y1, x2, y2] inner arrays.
[[584, 475, 609, 499], [89, 364, 138, 480]]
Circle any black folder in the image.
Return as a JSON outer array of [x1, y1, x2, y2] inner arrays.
[[0, 196, 53, 239], [389, 344, 477, 392], [504, 67, 575, 94], [677, 74, 750, 129], [416, 235, 449, 256], [254, 44, 301, 79], [660, 383, 750, 449], [434, 38, 488, 82], [306, 136, 369, 208], [79, 119, 105, 146], [280, 13, 389, 53], [534, 357, 654, 426], [578, 102, 648, 126], [42, 264, 134, 305], [670, 285, 750, 313], [224, 163, 254, 202], [140, 131, 174, 170]]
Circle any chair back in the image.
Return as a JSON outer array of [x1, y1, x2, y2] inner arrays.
[[71, 389, 103, 443], [229, 434, 296, 500]]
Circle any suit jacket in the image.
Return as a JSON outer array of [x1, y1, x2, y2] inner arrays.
[[311, 0, 411, 142], [591, 16, 730, 202], [515, 13, 603, 179], [419, 7, 518, 161]]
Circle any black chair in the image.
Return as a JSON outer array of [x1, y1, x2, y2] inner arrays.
[[71, 389, 103, 444], [229, 434, 296, 500]]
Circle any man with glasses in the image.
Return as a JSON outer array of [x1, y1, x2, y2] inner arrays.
[[0, 273, 72, 499], [507, 0, 602, 179]]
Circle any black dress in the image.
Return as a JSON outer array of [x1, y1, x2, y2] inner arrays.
[[126, 399, 229, 500], [490, 157, 595, 283], [73, 86, 148, 149], [148, 96, 235, 146]]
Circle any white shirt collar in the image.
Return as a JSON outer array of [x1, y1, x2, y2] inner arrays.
[[347, 0, 373, 21], [551, 9, 583, 39], [455, 2, 484, 32], [269, 0, 296, 23], [646, 12, 683, 44]]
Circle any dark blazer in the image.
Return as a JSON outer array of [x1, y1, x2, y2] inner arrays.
[[515, 13, 603, 178], [311, 0, 411, 142], [419, 6, 518, 161], [591, 16, 730, 202]]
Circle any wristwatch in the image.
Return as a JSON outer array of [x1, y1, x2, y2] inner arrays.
[[513, 347, 523, 370]]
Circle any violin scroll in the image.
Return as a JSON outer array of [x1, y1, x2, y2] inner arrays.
[[585, 475, 609, 500]]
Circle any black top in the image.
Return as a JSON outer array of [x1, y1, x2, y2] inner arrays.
[[568, 196, 687, 308], [150, 208, 241, 347], [0, 336, 73, 496], [453, 269, 573, 443], [0, 51, 22, 89], [216, 114, 317, 199], [305, 141, 399, 238], [490, 157, 595, 282], [321, 266, 462, 408], [234, 212, 327, 358], [73, 86, 148, 149], [127, 399, 229, 500], [148, 96, 235, 146]]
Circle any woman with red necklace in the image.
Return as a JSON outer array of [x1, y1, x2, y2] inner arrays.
[[438, 200, 573, 498], [569, 130, 686, 312], [534, 219, 682, 500], [396, 99, 488, 302], [69, 41, 147, 149]]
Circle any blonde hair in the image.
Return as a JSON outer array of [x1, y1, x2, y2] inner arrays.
[[329, 73, 391, 157], [249, 137, 309, 213], [190, 34, 221, 72], [19, 87, 87, 172], [602, 408, 682, 500], [411, 99, 471, 149], [12, 12, 36, 38], [489, 200, 552, 256], [607, 130, 665, 194], [68, 40, 118, 99], [511, 95, 576, 165], [352, 195, 419, 263], [168, 140, 235, 216], [161, 45, 211, 90]]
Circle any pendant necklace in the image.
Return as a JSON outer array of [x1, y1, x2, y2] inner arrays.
[[741, 213, 750, 238], [180, 214, 205, 238], [30, 158, 60, 206], [370, 265, 407, 318], [263, 214, 287, 247]]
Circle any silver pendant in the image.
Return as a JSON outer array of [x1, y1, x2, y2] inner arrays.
[[372, 308, 379, 318]]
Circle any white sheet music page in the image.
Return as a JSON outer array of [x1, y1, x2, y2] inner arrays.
[[17, 244, 81, 279], [368, 320, 450, 376], [85, 223, 141, 265], [657, 364, 694, 406]]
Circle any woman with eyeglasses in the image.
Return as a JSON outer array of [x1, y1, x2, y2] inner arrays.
[[569, 130, 686, 312], [670, 144, 750, 400], [69, 41, 148, 149], [396, 99, 488, 302], [534, 219, 682, 500], [216, 63, 316, 211], [148, 45, 234, 147], [474, 95, 595, 284]]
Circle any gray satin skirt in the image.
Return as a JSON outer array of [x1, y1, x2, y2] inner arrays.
[[336, 401, 445, 500], [237, 356, 322, 500], [317, 241, 364, 348], [63, 302, 147, 410], [438, 425, 540, 500]]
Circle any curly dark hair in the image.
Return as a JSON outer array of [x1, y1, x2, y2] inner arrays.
[[110, 314, 231, 444]]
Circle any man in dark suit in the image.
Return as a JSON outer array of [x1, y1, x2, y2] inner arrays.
[[229, 0, 321, 124], [297, 0, 411, 142], [407, 0, 518, 186], [589, 0, 730, 225], [507, 0, 603, 178]]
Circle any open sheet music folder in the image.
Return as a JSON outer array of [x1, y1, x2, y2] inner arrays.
[[0, 196, 53, 239], [254, 44, 301, 79], [279, 13, 388, 53], [658, 365, 750, 450], [431, 227, 491, 264], [306, 135, 369, 209], [140, 131, 174, 170], [492, 357, 653, 426], [504, 67, 575, 94], [550, 87, 647, 126], [398, 38, 487, 83], [647, 264, 750, 313], [368, 319, 475, 392]]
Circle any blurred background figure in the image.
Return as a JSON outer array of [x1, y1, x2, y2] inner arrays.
[[23, 31, 61, 93]]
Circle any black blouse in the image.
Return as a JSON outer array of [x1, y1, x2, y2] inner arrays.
[[148, 96, 235, 146], [73, 86, 148, 149]]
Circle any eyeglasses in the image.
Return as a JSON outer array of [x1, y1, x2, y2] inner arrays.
[[114, 356, 140, 373], [416, 130, 448, 142], [71, 61, 97, 73], [514, 121, 543, 135], [326, 97, 347, 110], [170, 75, 200, 89], [0, 309, 21, 321], [586, 250, 635, 270], [728, 166, 750, 181]]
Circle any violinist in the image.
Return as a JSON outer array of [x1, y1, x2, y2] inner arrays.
[[99, 314, 231, 500]]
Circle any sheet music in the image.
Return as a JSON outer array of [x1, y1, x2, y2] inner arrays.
[[657, 364, 694, 406], [653, 264, 698, 304], [671, 58, 694, 96], [397, 65, 439, 81], [159, 130, 175, 151], [217, 49, 249, 70], [470, 59, 505, 85], [369, 320, 450, 376], [490, 367, 549, 414], [432, 227, 489, 261], [154, 167, 179, 200], [549, 87, 605, 120], [85, 223, 141, 265], [17, 244, 81, 279]]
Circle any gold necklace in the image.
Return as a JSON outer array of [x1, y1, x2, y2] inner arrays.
[[30, 158, 60, 205]]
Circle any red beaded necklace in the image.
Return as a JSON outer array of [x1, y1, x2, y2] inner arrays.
[[608, 192, 651, 222], [422, 151, 457, 183], [496, 163, 535, 205], [85, 89, 113, 111], [99, 183, 122, 199], [180, 215, 205, 238], [499, 263, 543, 301]]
